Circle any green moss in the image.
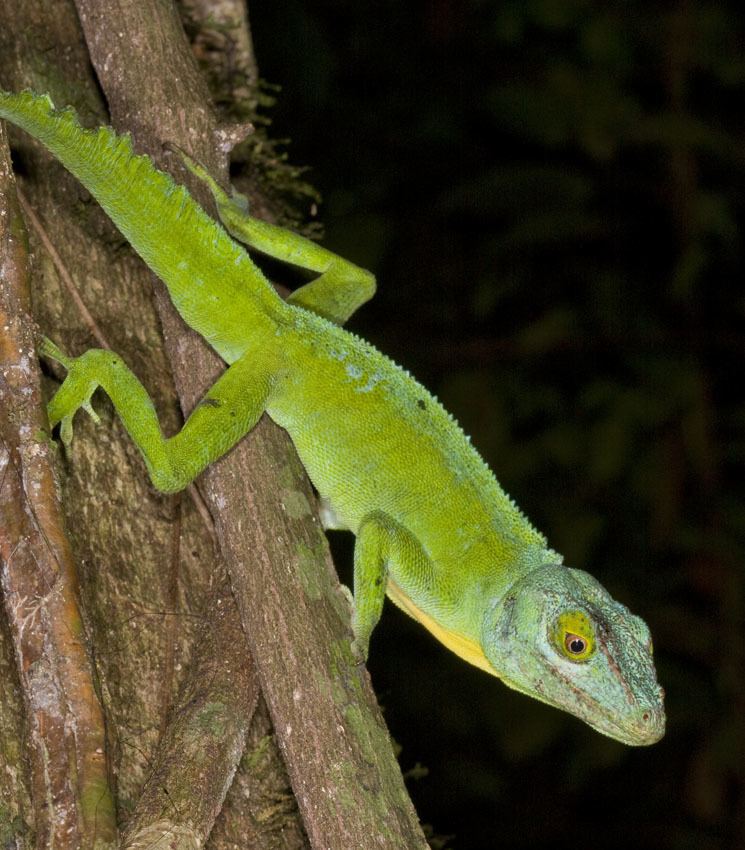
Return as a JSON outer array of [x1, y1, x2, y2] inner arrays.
[[198, 57, 322, 235], [197, 701, 227, 736], [0, 809, 28, 846], [79, 776, 116, 843], [242, 733, 273, 772], [294, 540, 327, 601], [281, 487, 312, 521]]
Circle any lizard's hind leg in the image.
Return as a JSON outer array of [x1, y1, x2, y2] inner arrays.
[[42, 337, 277, 493]]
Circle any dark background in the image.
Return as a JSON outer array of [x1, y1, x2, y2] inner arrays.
[[250, 2, 744, 848]]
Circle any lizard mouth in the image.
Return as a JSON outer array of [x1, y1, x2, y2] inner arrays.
[[500, 660, 666, 746], [582, 696, 665, 746], [547, 667, 666, 746]]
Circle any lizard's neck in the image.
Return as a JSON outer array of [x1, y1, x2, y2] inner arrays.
[[386, 577, 500, 676], [387, 545, 562, 676]]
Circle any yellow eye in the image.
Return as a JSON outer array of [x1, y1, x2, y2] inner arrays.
[[552, 611, 595, 662]]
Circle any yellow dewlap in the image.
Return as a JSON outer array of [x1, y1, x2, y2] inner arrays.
[[386, 579, 498, 677]]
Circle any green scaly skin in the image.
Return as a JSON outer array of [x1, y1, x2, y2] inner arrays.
[[0, 90, 665, 746]]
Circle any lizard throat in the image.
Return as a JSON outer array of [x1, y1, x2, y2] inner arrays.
[[386, 578, 499, 677]]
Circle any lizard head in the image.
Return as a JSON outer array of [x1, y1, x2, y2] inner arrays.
[[481, 564, 665, 745]]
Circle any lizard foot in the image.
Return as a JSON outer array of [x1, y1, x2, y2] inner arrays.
[[40, 338, 103, 449]]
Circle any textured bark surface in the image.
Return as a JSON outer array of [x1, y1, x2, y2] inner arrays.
[[0, 118, 116, 849], [0, 0, 426, 848]]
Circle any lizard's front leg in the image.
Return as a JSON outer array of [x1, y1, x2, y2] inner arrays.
[[352, 512, 434, 660], [176, 150, 376, 325]]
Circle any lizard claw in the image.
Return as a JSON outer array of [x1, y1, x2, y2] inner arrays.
[[82, 399, 100, 424], [340, 584, 354, 610], [350, 633, 370, 664], [43, 343, 103, 449], [39, 335, 74, 369], [59, 416, 74, 450]]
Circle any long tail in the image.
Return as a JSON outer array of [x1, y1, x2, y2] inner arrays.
[[0, 90, 282, 356]]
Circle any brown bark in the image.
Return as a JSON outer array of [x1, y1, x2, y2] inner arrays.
[[0, 120, 116, 848], [0, 0, 427, 848], [0, 0, 286, 845]]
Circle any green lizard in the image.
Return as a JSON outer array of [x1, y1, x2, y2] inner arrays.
[[0, 89, 665, 746]]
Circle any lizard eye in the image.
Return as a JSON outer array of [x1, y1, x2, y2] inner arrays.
[[552, 611, 595, 662]]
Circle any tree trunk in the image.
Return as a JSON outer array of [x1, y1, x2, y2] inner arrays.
[[0, 1, 427, 848]]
